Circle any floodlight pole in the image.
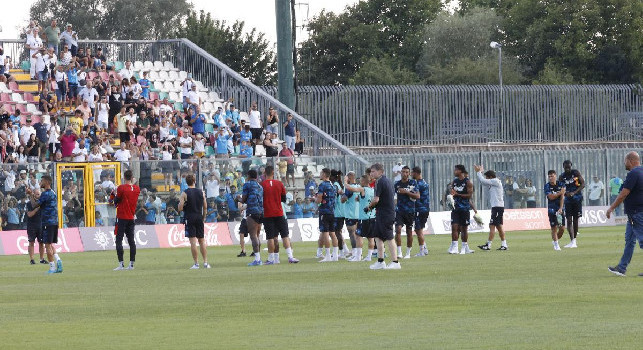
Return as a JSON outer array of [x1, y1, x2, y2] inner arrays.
[[490, 41, 504, 140]]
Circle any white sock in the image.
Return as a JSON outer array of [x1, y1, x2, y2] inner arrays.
[[397, 246, 402, 256], [54, 254, 61, 261], [462, 242, 469, 248], [268, 253, 274, 262], [367, 249, 374, 257], [356, 248, 362, 258], [501, 240, 507, 247], [572, 238, 576, 244], [406, 247, 412, 256], [275, 253, 280, 262], [451, 241, 458, 247], [49, 262, 55, 269], [487, 240, 492, 247], [343, 243, 349, 252], [118, 261, 124, 267], [325, 248, 331, 258], [352, 248, 356, 256], [286, 247, 293, 259], [552, 240, 557, 246], [255, 252, 261, 262], [317, 247, 322, 255], [333, 246, 339, 258]]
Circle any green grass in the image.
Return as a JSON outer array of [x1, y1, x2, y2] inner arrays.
[[1, 226, 641, 349]]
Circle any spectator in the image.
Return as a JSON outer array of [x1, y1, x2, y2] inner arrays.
[[279, 143, 295, 187], [588, 175, 605, 206], [140, 72, 150, 99], [294, 128, 304, 156], [25, 27, 43, 80], [47, 116, 61, 161], [179, 131, 193, 159], [226, 185, 240, 220], [180, 73, 194, 110], [504, 176, 515, 209], [191, 109, 206, 135], [113, 142, 131, 163], [31, 48, 49, 94], [293, 197, 304, 219], [92, 48, 108, 71], [265, 107, 279, 136], [43, 20, 60, 55], [283, 113, 296, 150], [60, 23, 78, 56], [130, 77, 142, 99], [32, 117, 48, 162], [59, 44, 72, 67], [26, 134, 40, 163], [524, 178, 537, 208], [72, 138, 88, 162], [214, 126, 232, 159], [20, 118, 36, 146], [205, 199, 217, 223], [186, 84, 200, 112], [263, 132, 278, 157], [119, 61, 134, 80], [79, 80, 99, 117], [66, 64, 79, 107], [68, 109, 84, 135], [54, 65, 68, 110], [193, 133, 205, 158], [609, 175, 624, 216]]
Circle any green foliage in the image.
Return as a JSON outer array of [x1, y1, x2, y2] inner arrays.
[[418, 8, 524, 84], [1, 228, 640, 348], [533, 61, 577, 85], [30, 0, 192, 40], [298, 0, 442, 85], [175, 11, 276, 86], [349, 57, 420, 85]]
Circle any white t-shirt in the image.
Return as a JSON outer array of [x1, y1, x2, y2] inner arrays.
[[4, 172, 16, 192], [206, 179, 219, 198], [113, 149, 131, 162], [97, 102, 109, 124], [159, 126, 169, 140], [187, 90, 199, 105], [72, 144, 88, 162], [161, 150, 172, 161], [20, 126, 36, 145], [80, 88, 99, 108], [179, 136, 192, 154], [119, 68, 133, 80], [181, 80, 193, 96], [48, 123, 60, 144], [249, 110, 261, 128], [194, 138, 205, 153], [88, 152, 103, 162], [588, 181, 604, 201], [54, 70, 67, 83], [131, 83, 142, 99], [26, 36, 43, 56], [392, 164, 403, 182], [33, 53, 48, 72], [60, 30, 77, 47]]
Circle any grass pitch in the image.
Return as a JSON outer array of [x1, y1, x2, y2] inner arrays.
[[1, 226, 641, 349]]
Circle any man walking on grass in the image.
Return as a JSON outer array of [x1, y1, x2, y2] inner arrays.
[[474, 165, 507, 251], [179, 174, 210, 269], [367, 163, 400, 270], [27, 175, 62, 274], [607, 152, 643, 277]]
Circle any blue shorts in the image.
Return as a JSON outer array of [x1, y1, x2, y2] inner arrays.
[[345, 219, 358, 227], [319, 214, 335, 233], [37, 71, 49, 81], [414, 212, 429, 230], [56, 82, 67, 100], [42, 225, 59, 244], [67, 83, 78, 98], [357, 219, 374, 238]]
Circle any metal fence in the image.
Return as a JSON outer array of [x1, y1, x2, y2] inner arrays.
[[262, 85, 643, 148], [0, 149, 633, 230]]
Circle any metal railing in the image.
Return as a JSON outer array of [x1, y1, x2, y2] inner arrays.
[[262, 85, 643, 148], [0, 38, 360, 158]]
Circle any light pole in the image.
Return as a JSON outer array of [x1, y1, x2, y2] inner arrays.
[[490, 41, 503, 140], [490, 41, 502, 88]]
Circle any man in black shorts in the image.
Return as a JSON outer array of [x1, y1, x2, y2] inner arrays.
[[26, 189, 46, 265], [261, 166, 299, 264], [560, 160, 585, 248], [237, 213, 249, 257], [179, 174, 210, 269], [366, 163, 400, 270]]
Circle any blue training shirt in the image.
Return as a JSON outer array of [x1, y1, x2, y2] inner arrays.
[[316, 180, 336, 215], [452, 177, 471, 211], [242, 180, 263, 215], [559, 170, 583, 203], [394, 179, 417, 214], [544, 181, 565, 213], [38, 189, 58, 226], [415, 179, 430, 213]]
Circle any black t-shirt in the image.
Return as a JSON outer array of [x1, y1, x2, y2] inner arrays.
[[109, 94, 122, 115], [374, 175, 395, 220], [26, 201, 41, 229], [184, 188, 204, 220]]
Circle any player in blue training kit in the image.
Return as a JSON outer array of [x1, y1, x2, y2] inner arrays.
[[448, 165, 475, 254], [27, 175, 62, 274], [332, 170, 350, 259], [316, 168, 336, 262], [412, 167, 430, 256], [342, 171, 361, 259], [394, 166, 419, 259], [241, 169, 264, 266], [560, 160, 585, 248], [544, 170, 566, 251]]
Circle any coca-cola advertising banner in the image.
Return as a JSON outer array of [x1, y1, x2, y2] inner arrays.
[[0, 228, 84, 255], [79, 225, 160, 251], [155, 223, 233, 248], [227, 219, 302, 245]]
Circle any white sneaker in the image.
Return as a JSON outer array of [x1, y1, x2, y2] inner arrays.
[[461, 245, 475, 254], [414, 251, 426, 257], [189, 264, 200, 269], [403, 254, 411, 259], [564, 240, 577, 248], [315, 252, 324, 258], [385, 262, 401, 270], [554, 244, 561, 251], [362, 255, 372, 262], [203, 263, 211, 269], [369, 261, 386, 270], [331, 255, 339, 262], [126, 266, 135, 270], [319, 257, 333, 263], [348, 255, 361, 262], [448, 246, 459, 254], [113, 265, 124, 271]]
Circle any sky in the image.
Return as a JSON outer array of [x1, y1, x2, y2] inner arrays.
[[0, 0, 361, 45]]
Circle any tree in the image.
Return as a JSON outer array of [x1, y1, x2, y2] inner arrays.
[[30, 0, 192, 40], [175, 11, 277, 86], [349, 57, 420, 85], [417, 8, 524, 84], [298, 0, 442, 85]]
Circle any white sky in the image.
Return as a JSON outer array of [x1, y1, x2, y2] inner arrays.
[[0, 0, 360, 45]]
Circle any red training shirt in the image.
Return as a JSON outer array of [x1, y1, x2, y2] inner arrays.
[[115, 183, 141, 220], [261, 179, 285, 218]]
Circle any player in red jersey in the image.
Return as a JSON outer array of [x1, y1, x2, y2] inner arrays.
[[111, 170, 141, 270], [261, 165, 299, 264]]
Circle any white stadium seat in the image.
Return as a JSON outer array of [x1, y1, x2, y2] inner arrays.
[[168, 91, 180, 102], [199, 92, 209, 101], [144, 61, 154, 71], [12, 93, 26, 104], [134, 61, 144, 71], [0, 82, 11, 93], [153, 61, 164, 71], [149, 71, 160, 81], [163, 81, 174, 93], [158, 71, 170, 81], [172, 81, 183, 92], [27, 103, 41, 115], [168, 71, 179, 81], [208, 91, 223, 102], [178, 71, 188, 80], [202, 102, 214, 114], [164, 61, 177, 71]]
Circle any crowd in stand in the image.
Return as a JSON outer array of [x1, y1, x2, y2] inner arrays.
[[0, 19, 314, 230]]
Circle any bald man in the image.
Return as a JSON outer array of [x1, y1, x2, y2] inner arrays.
[[607, 152, 643, 276]]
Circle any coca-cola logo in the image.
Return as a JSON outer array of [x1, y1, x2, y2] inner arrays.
[[16, 230, 70, 254], [167, 224, 224, 247]]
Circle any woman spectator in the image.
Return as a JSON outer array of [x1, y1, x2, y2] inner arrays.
[[88, 145, 103, 162], [263, 132, 278, 157], [15, 145, 28, 166], [130, 77, 142, 99], [4, 197, 21, 230], [26, 134, 40, 163], [294, 128, 304, 156], [54, 65, 68, 110], [96, 95, 109, 131], [120, 78, 131, 100]]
